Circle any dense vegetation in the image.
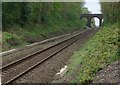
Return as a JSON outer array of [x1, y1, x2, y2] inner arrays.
[[67, 2, 119, 84], [2, 2, 89, 51], [68, 24, 118, 84], [2, 2, 86, 29], [100, 2, 119, 55], [100, 2, 120, 26]]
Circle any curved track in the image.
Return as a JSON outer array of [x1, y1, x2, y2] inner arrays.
[[1, 29, 95, 84]]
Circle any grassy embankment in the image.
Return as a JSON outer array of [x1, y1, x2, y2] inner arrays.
[[67, 23, 119, 84], [2, 21, 86, 51]]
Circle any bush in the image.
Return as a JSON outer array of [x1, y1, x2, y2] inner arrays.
[[68, 24, 119, 84], [2, 32, 22, 51]]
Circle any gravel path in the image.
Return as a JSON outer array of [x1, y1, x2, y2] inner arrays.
[[93, 60, 120, 84]]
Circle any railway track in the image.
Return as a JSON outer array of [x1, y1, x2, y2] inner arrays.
[[1, 29, 95, 84]]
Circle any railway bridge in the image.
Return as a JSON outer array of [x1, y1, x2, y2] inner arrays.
[[80, 14, 103, 27]]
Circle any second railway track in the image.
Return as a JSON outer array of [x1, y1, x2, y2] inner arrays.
[[1, 29, 96, 84]]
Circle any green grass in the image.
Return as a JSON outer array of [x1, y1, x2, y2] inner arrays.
[[67, 23, 119, 84]]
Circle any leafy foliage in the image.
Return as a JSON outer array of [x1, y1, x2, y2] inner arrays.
[[2, 2, 86, 29], [100, 2, 120, 26], [2, 32, 22, 50], [68, 24, 118, 84]]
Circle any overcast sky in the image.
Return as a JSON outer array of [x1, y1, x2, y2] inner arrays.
[[84, 0, 101, 26]]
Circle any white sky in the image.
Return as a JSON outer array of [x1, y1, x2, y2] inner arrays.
[[84, 0, 101, 26]]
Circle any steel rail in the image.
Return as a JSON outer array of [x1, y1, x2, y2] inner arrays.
[[1, 29, 93, 84]]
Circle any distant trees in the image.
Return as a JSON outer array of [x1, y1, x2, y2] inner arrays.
[[2, 2, 86, 30], [82, 7, 90, 14], [2, 3, 21, 29], [20, 2, 30, 27], [100, 2, 120, 25]]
